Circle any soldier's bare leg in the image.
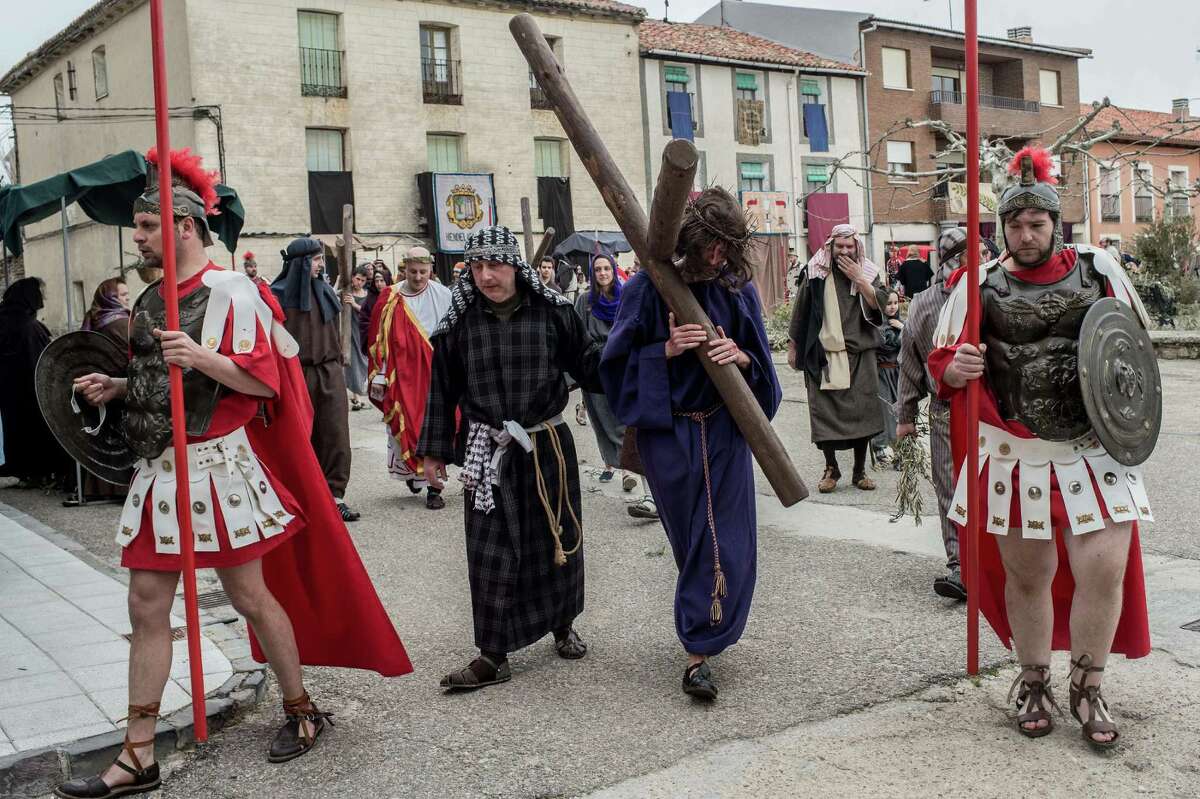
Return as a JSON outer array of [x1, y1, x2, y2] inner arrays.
[[994, 531, 1058, 732]]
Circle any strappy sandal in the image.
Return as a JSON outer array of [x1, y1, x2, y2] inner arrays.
[[54, 704, 161, 798], [268, 691, 334, 763], [1069, 654, 1121, 751], [554, 628, 588, 660], [440, 655, 512, 691], [682, 661, 718, 701], [337, 502, 361, 522], [1006, 665, 1060, 739]]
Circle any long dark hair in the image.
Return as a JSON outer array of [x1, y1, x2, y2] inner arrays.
[[674, 187, 754, 289]]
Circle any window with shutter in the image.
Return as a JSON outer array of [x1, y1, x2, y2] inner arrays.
[[427, 134, 462, 173], [664, 65, 689, 84], [886, 140, 914, 179], [306, 129, 345, 172], [92, 47, 108, 100], [881, 47, 909, 89], [534, 139, 565, 177], [1038, 70, 1061, 106]]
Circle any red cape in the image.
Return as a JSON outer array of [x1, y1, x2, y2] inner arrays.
[[246, 285, 413, 676], [366, 286, 432, 476], [938, 251, 1151, 658]]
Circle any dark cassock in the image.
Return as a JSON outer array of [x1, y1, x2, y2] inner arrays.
[[417, 226, 603, 689], [0, 278, 68, 485], [602, 271, 780, 656], [789, 223, 887, 492], [272, 237, 358, 521]]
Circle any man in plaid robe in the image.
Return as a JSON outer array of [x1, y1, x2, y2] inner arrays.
[[418, 226, 603, 690]]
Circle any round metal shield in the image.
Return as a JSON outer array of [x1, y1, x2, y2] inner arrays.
[[1078, 298, 1161, 466], [34, 331, 135, 485]]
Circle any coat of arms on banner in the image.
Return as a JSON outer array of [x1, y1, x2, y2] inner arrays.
[[446, 184, 485, 230]]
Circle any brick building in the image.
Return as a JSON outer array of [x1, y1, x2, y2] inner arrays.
[[637, 20, 866, 258], [1083, 99, 1200, 253], [859, 19, 1091, 263], [0, 0, 648, 331]]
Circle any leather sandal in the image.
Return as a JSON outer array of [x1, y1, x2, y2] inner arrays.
[[337, 502, 361, 522], [55, 704, 162, 798], [817, 466, 840, 494], [1069, 654, 1120, 751], [268, 691, 333, 763], [1007, 665, 1060, 739], [554, 628, 588, 660], [440, 655, 512, 691], [852, 471, 876, 491], [682, 661, 717, 701]]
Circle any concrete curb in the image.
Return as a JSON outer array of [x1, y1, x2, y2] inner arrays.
[[1150, 330, 1200, 359], [0, 501, 270, 798]]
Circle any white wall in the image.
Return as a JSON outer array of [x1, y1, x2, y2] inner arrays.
[[641, 57, 867, 258]]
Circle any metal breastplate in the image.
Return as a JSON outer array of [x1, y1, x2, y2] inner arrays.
[[124, 281, 224, 459], [980, 259, 1104, 440]]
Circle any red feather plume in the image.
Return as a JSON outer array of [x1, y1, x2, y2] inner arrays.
[[1007, 145, 1057, 185], [146, 147, 221, 216], [243, 251, 256, 261]]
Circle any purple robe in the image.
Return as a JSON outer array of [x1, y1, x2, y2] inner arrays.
[[600, 271, 781, 655]]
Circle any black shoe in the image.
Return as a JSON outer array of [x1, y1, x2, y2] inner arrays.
[[934, 568, 968, 601], [405, 479, 422, 495], [682, 661, 717, 701], [553, 627, 588, 659], [55, 740, 161, 798], [268, 694, 334, 763], [426, 490, 445, 510], [337, 502, 360, 522]]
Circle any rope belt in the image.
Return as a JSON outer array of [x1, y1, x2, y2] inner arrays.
[[674, 404, 727, 626], [461, 415, 580, 567]]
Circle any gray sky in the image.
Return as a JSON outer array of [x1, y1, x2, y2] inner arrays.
[[2, 0, 1198, 180]]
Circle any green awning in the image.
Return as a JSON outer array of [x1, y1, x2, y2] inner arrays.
[[0, 150, 244, 256], [739, 161, 766, 179], [736, 73, 758, 91], [664, 65, 689, 84], [805, 165, 830, 183], [801, 79, 821, 96]]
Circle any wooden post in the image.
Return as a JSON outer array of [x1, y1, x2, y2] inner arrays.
[[963, 0, 982, 676], [512, 13, 807, 506], [532, 226, 556, 268], [520, 197, 536, 264], [338, 204, 354, 362]]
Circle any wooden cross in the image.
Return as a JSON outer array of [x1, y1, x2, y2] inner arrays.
[[511, 14, 807, 506]]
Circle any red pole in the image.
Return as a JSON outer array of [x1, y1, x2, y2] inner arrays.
[[149, 0, 207, 741], [963, 0, 982, 676]]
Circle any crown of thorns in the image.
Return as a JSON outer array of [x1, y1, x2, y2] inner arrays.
[[682, 196, 757, 254]]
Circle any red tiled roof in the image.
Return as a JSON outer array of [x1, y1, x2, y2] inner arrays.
[[524, 0, 645, 19], [638, 20, 863, 73], [1081, 102, 1200, 145]]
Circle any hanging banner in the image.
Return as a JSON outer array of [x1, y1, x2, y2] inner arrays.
[[741, 191, 792, 234], [433, 173, 497, 253]]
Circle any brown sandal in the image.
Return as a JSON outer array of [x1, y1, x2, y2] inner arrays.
[[817, 466, 840, 493], [54, 705, 161, 798], [852, 472, 876, 491], [1006, 665, 1060, 739], [1069, 654, 1120, 751], [268, 691, 333, 763], [439, 655, 512, 691]]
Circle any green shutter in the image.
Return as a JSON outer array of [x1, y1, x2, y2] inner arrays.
[[805, 165, 829, 183], [427, 135, 461, 173], [664, 65, 689, 84], [739, 161, 765, 179], [736, 73, 758, 91], [801, 79, 821, 96], [535, 139, 563, 178]]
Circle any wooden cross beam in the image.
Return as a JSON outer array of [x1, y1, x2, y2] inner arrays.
[[511, 13, 807, 506], [532, 226, 557, 267]]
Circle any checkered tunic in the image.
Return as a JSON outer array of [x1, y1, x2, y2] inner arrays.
[[417, 290, 603, 653]]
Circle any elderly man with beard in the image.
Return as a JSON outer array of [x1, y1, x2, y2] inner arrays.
[[788, 224, 888, 493], [367, 246, 451, 509], [929, 147, 1155, 750], [896, 227, 971, 601], [418, 226, 602, 690]]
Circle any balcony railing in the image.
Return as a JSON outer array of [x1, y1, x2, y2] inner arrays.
[[300, 47, 347, 98], [530, 85, 554, 110], [422, 58, 462, 105], [930, 90, 1040, 113]]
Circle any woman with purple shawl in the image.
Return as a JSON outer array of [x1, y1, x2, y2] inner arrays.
[[574, 253, 634, 488], [600, 188, 781, 702], [81, 277, 131, 348]]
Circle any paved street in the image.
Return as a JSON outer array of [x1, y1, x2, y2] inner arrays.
[[1, 355, 1197, 798]]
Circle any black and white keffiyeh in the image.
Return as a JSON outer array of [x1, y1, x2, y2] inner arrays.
[[434, 225, 570, 336]]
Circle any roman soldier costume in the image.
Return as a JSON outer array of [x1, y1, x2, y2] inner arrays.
[[928, 146, 1159, 748]]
